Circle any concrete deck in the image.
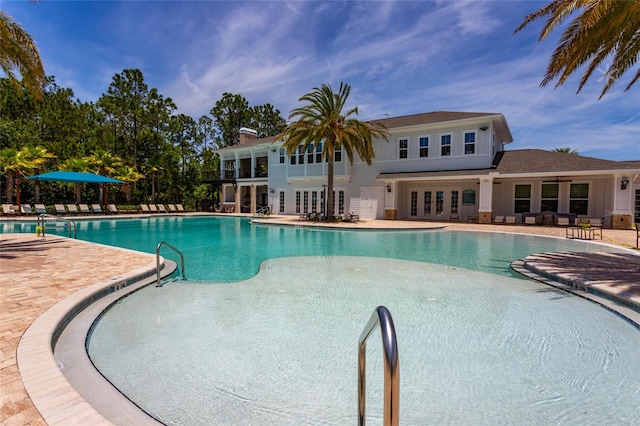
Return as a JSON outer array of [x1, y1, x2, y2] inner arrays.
[[1, 215, 639, 425]]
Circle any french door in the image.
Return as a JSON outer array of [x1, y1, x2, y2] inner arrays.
[[412, 189, 457, 219]]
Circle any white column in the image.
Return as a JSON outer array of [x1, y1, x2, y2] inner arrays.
[[478, 175, 494, 224]]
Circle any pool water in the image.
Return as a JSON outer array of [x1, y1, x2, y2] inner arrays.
[[88, 257, 640, 425], [1, 216, 624, 281]]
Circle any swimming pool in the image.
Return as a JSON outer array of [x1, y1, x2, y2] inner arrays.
[[8, 216, 637, 424], [0, 216, 625, 280]]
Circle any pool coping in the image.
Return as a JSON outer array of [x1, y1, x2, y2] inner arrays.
[[511, 258, 640, 328], [15, 246, 175, 425]]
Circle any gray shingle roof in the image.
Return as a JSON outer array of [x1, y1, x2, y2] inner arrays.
[[495, 149, 640, 174], [373, 111, 502, 128], [378, 149, 640, 179]]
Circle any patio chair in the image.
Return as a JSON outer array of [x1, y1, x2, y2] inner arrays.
[[67, 204, 81, 215], [34, 204, 47, 215], [54, 204, 67, 215], [556, 217, 570, 226], [91, 204, 104, 214], [505, 216, 516, 225], [450, 213, 459, 221], [140, 204, 151, 213], [157, 204, 168, 213], [108, 204, 119, 214], [78, 204, 92, 214], [148, 204, 159, 213], [176, 203, 186, 212], [19, 204, 34, 215], [524, 216, 536, 225], [166, 204, 177, 212], [1, 204, 18, 216], [589, 218, 603, 239], [493, 216, 504, 224]]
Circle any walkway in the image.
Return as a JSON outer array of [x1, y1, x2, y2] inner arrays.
[[1, 217, 639, 425]]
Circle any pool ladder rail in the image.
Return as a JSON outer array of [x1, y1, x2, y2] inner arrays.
[[156, 241, 186, 287], [359, 306, 400, 426], [36, 213, 76, 239]]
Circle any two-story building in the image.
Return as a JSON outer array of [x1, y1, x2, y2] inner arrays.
[[213, 111, 639, 229]]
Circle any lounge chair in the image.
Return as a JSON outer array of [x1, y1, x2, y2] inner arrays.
[[166, 204, 177, 212], [148, 204, 159, 213], [1, 204, 18, 216], [505, 216, 516, 225], [157, 204, 168, 213], [108, 204, 119, 214], [493, 216, 504, 224], [34, 204, 47, 215], [91, 204, 104, 214], [54, 204, 67, 215], [556, 217, 570, 226], [78, 204, 91, 214], [450, 213, 459, 221], [67, 204, 81, 215], [524, 216, 536, 225], [176, 203, 185, 212], [140, 204, 151, 213], [20, 204, 34, 215]]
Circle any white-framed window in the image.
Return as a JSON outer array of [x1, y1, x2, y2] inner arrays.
[[279, 149, 285, 164], [541, 183, 559, 212], [464, 132, 475, 154], [419, 136, 429, 157], [569, 183, 589, 215], [295, 191, 301, 213], [451, 191, 459, 214], [297, 146, 305, 165], [441, 134, 451, 156], [303, 191, 309, 213], [338, 190, 344, 215], [514, 184, 531, 213], [279, 191, 285, 213], [399, 138, 408, 159], [410, 191, 417, 216], [311, 190, 318, 213], [335, 145, 342, 162], [316, 143, 323, 163], [307, 145, 314, 163]]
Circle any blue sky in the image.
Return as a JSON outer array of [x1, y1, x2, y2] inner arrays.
[[4, 0, 639, 160]]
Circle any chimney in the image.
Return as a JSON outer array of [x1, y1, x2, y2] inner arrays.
[[239, 127, 258, 145]]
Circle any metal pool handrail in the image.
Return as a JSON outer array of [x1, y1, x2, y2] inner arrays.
[[37, 213, 76, 239], [156, 241, 186, 287], [358, 306, 400, 426]]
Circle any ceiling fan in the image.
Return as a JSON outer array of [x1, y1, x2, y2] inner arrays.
[[543, 176, 573, 183]]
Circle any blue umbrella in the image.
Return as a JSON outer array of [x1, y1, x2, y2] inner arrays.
[[27, 171, 124, 184]]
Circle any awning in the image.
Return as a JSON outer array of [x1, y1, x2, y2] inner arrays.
[[27, 171, 124, 184]]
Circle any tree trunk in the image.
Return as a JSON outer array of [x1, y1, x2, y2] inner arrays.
[[326, 151, 335, 219], [5, 171, 15, 204], [74, 183, 82, 204]]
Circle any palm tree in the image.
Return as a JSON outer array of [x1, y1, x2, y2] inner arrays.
[[514, 0, 639, 98], [115, 165, 144, 204], [85, 149, 122, 177], [59, 157, 89, 203], [22, 145, 55, 202], [85, 150, 122, 205], [0, 10, 45, 100], [0, 147, 35, 203], [552, 147, 580, 155], [277, 82, 389, 219]]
